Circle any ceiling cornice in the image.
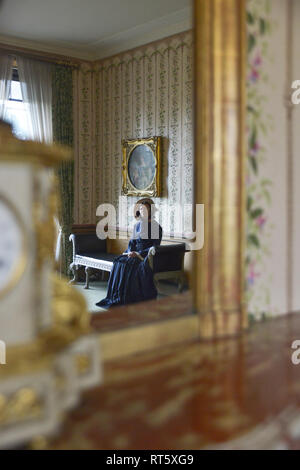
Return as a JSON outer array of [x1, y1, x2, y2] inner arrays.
[[92, 7, 192, 60], [0, 34, 94, 61], [0, 6, 192, 62]]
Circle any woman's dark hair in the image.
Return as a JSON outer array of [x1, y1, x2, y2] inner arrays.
[[141, 201, 152, 219], [135, 198, 155, 219]]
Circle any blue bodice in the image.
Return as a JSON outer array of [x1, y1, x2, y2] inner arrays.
[[128, 220, 162, 258]]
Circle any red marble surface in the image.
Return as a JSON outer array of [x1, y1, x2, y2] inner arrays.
[[50, 312, 300, 449]]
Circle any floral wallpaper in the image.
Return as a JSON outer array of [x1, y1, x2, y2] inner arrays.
[[73, 63, 94, 224], [93, 31, 194, 236], [246, 0, 274, 321]]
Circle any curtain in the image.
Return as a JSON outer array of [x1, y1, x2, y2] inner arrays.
[[0, 55, 13, 119], [17, 56, 53, 143], [52, 65, 74, 276]]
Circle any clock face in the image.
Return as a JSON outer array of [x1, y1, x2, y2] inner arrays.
[[0, 196, 27, 298]]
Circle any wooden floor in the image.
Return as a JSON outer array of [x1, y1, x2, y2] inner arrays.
[[50, 311, 300, 450]]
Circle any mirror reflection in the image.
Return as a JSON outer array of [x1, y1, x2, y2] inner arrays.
[[0, 1, 194, 339]]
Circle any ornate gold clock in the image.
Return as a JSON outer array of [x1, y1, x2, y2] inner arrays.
[[0, 120, 102, 450], [0, 194, 27, 299]]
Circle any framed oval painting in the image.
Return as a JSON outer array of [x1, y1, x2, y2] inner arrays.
[[122, 136, 162, 197]]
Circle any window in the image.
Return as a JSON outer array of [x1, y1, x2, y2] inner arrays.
[[4, 68, 32, 140]]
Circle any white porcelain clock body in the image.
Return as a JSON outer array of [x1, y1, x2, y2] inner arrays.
[[0, 195, 27, 298]]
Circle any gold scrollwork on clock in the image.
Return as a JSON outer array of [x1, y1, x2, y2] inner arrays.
[[33, 172, 58, 270], [0, 194, 28, 299]]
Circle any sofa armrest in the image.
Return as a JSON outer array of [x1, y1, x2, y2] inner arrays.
[[147, 246, 156, 270], [69, 234, 76, 263]]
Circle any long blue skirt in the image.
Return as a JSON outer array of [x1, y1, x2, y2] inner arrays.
[[96, 255, 157, 309]]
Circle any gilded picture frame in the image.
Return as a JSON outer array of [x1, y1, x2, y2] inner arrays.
[[122, 136, 162, 197]]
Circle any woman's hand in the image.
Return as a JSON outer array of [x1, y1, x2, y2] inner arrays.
[[127, 251, 139, 258]]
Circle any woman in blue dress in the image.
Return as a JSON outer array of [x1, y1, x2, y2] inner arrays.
[[96, 198, 162, 309]]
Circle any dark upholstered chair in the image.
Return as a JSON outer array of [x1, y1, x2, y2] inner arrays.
[[147, 243, 186, 292], [69, 233, 187, 292]]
